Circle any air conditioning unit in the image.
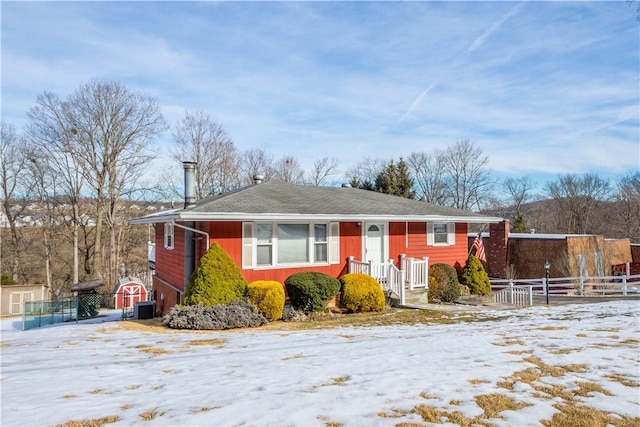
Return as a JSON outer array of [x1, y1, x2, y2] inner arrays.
[[133, 301, 156, 320]]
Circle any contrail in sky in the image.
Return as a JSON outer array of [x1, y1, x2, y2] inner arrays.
[[398, 2, 525, 123]]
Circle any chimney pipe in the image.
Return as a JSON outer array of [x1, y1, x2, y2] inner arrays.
[[183, 161, 197, 208]]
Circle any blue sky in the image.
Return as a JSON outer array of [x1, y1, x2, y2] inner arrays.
[[2, 1, 638, 187]]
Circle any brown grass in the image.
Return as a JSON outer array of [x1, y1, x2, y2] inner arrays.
[[533, 326, 568, 331], [541, 403, 640, 427], [603, 372, 640, 388], [54, 416, 119, 427], [475, 393, 530, 418], [134, 344, 172, 355], [378, 408, 408, 418], [467, 379, 490, 385], [183, 338, 226, 347], [139, 409, 164, 421]]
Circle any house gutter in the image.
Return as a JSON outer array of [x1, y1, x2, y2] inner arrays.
[[171, 220, 210, 251]]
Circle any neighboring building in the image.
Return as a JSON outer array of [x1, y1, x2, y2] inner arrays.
[[130, 165, 502, 314], [1, 284, 50, 316], [472, 220, 634, 279]]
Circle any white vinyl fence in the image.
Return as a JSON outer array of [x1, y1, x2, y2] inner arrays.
[[490, 274, 640, 304]]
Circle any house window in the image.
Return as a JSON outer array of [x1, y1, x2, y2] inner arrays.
[[164, 223, 174, 250], [256, 223, 273, 266], [427, 222, 455, 246], [314, 224, 327, 262], [242, 222, 338, 268], [277, 224, 309, 263]]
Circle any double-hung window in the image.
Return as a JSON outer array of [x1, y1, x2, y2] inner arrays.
[[427, 222, 455, 246], [242, 222, 338, 268], [256, 223, 273, 266], [314, 224, 328, 262], [164, 223, 174, 250]]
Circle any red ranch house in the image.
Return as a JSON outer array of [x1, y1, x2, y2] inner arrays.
[[130, 170, 502, 314]]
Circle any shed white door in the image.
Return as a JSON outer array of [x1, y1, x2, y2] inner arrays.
[[365, 223, 385, 264], [10, 291, 33, 315]]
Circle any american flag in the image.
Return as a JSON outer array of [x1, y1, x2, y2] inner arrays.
[[472, 232, 486, 262]]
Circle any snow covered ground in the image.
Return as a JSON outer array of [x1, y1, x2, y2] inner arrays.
[[1, 300, 639, 426]]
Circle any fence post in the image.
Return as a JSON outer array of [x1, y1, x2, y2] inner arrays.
[[508, 280, 514, 304], [348, 256, 354, 273], [579, 276, 584, 296], [622, 275, 627, 296]]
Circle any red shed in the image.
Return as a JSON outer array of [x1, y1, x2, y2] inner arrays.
[[113, 276, 148, 310]]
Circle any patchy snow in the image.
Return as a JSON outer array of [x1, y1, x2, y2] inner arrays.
[[1, 301, 639, 426]]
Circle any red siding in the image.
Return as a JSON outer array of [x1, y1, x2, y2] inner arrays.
[[152, 219, 471, 314], [154, 225, 185, 291], [390, 222, 468, 270]]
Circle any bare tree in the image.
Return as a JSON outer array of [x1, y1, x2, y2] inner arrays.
[[546, 173, 612, 234], [345, 157, 385, 190], [612, 171, 640, 242], [26, 92, 86, 285], [441, 140, 493, 211], [307, 157, 340, 186], [241, 148, 276, 184], [69, 80, 167, 288], [172, 111, 242, 198], [0, 123, 33, 282], [502, 176, 536, 212], [407, 151, 448, 204], [273, 156, 305, 184]]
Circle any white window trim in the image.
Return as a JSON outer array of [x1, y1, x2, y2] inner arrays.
[[427, 222, 455, 246], [164, 222, 174, 250], [242, 221, 340, 269]]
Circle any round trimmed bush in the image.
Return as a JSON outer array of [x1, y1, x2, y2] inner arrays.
[[459, 255, 491, 296], [284, 272, 341, 314], [428, 263, 460, 302], [184, 242, 248, 306], [247, 280, 285, 321], [339, 273, 385, 313]]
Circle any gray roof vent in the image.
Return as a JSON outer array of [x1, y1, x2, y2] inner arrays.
[[253, 174, 265, 185], [341, 183, 351, 188]]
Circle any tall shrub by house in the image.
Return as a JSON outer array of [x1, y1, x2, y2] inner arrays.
[[339, 273, 385, 313], [247, 280, 286, 321], [459, 255, 491, 296], [428, 263, 461, 303], [284, 272, 341, 314], [184, 242, 248, 306]]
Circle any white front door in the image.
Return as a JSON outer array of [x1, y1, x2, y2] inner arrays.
[[365, 223, 385, 264]]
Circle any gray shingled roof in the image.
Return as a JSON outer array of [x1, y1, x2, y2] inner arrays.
[[130, 181, 502, 224]]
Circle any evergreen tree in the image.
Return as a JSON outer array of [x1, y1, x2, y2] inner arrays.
[[459, 255, 491, 296], [184, 242, 248, 306], [512, 211, 529, 233], [374, 158, 415, 198]]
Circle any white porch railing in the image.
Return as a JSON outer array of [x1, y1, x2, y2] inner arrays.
[[400, 254, 428, 290], [348, 257, 406, 305]]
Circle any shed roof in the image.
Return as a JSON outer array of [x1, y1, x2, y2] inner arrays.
[[130, 181, 502, 224]]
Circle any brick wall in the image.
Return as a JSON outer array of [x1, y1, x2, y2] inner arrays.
[[489, 220, 509, 278]]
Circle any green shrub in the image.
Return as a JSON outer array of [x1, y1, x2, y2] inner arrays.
[[428, 263, 459, 302], [247, 280, 285, 321], [459, 255, 491, 296], [440, 281, 462, 303], [1, 273, 16, 286], [284, 272, 341, 314], [184, 242, 248, 306], [163, 301, 267, 330], [339, 273, 385, 313]]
